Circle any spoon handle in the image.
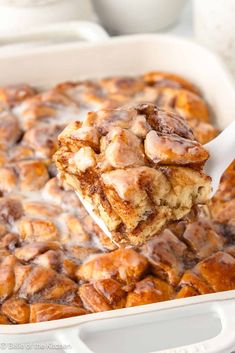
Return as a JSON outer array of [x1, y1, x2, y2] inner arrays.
[[204, 120, 235, 196]]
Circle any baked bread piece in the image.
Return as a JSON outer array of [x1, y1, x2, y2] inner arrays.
[[77, 248, 148, 287], [23, 123, 65, 158], [13, 89, 80, 131], [142, 219, 226, 285], [147, 87, 210, 123], [178, 251, 235, 295], [79, 279, 127, 312], [0, 160, 49, 194], [142, 229, 189, 286], [55, 103, 211, 246], [187, 119, 218, 145], [142, 71, 201, 95], [0, 84, 36, 109], [55, 80, 108, 108], [126, 276, 175, 307], [0, 113, 21, 150], [209, 160, 235, 226]]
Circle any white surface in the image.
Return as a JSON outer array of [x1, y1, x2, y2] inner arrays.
[[194, 0, 235, 75], [0, 0, 193, 54], [79, 311, 222, 353], [167, 0, 193, 37], [0, 21, 109, 54], [0, 0, 64, 5], [91, 0, 187, 35], [0, 34, 234, 130], [0, 0, 93, 35], [0, 34, 234, 353]]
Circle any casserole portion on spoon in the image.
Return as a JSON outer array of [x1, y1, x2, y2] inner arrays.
[[54, 103, 211, 246]]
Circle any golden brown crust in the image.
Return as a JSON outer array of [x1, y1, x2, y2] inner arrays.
[[197, 252, 235, 292], [18, 218, 59, 241], [188, 119, 218, 144], [79, 279, 127, 313], [176, 286, 199, 299], [142, 230, 187, 286], [129, 86, 209, 123], [30, 303, 86, 323], [23, 124, 64, 158], [182, 220, 225, 259], [179, 251, 235, 293], [0, 197, 24, 224], [14, 241, 61, 262], [2, 298, 30, 324], [77, 248, 148, 286], [210, 160, 235, 224], [79, 283, 112, 312], [0, 256, 16, 302], [179, 270, 213, 294], [152, 88, 210, 122], [16, 89, 80, 130], [0, 313, 11, 324], [0, 114, 21, 149], [55, 80, 107, 107], [126, 276, 174, 307], [142, 71, 201, 95], [0, 84, 36, 108], [93, 278, 126, 308]]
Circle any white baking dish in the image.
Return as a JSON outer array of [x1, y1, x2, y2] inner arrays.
[[0, 34, 235, 353], [0, 21, 109, 54]]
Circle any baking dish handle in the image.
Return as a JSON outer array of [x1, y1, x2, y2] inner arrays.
[[152, 300, 235, 353], [56, 300, 235, 353], [56, 327, 92, 353], [0, 21, 109, 52]]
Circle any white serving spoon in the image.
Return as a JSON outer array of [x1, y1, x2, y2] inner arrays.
[[204, 119, 235, 196], [76, 191, 116, 244], [77, 120, 235, 244]]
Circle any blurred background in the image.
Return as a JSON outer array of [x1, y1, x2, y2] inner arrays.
[[0, 0, 234, 74]]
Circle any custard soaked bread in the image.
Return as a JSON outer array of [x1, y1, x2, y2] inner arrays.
[[54, 103, 211, 246]]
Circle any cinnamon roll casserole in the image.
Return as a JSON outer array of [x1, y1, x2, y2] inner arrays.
[[0, 72, 233, 324]]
